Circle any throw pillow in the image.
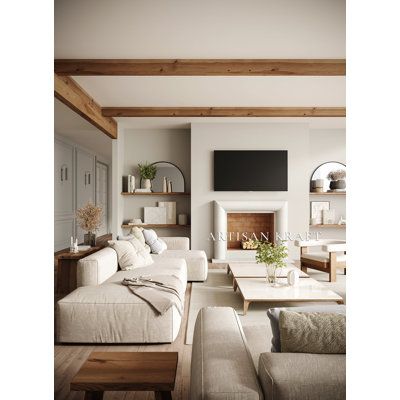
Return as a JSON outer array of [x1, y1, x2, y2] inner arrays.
[[142, 229, 168, 254], [279, 311, 346, 354], [108, 239, 153, 270], [118, 228, 151, 253], [267, 305, 346, 352]]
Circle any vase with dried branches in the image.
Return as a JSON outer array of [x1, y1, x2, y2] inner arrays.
[[76, 202, 103, 246]]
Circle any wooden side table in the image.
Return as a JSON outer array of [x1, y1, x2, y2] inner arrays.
[[56, 247, 101, 295], [71, 352, 178, 400]]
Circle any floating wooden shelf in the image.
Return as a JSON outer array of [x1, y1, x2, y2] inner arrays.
[[122, 192, 190, 196], [121, 224, 190, 229], [310, 224, 346, 228], [309, 192, 346, 195]]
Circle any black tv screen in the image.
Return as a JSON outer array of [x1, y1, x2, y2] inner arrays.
[[214, 150, 288, 191]]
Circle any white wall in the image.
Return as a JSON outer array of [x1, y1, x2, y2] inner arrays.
[[113, 128, 191, 238], [190, 123, 310, 259], [309, 129, 346, 240]]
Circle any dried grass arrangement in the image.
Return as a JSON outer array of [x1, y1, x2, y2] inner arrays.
[[327, 169, 346, 181], [76, 202, 103, 232]]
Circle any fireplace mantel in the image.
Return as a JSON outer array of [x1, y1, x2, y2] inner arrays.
[[213, 200, 288, 262]]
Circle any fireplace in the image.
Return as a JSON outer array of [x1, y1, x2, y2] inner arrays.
[[227, 212, 275, 249], [213, 200, 288, 262]]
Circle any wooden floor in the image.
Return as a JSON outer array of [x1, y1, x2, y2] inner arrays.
[[54, 283, 193, 400]]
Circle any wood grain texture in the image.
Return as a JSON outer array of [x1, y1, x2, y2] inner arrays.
[[55, 281, 195, 400], [54, 74, 117, 139], [121, 192, 190, 196], [55, 59, 346, 76], [102, 107, 346, 118]]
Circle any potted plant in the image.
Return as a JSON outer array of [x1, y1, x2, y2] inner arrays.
[[76, 202, 103, 246], [327, 169, 346, 191], [138, 162, 157, 190], [255, 241, 288, 286]]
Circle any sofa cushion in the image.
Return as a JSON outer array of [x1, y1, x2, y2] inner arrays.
[[267, 305, 346, 352], [258, 352, 346, 400], [108, 239, 153, 270], [143, 229, 168, 254], [279, 311, 346, 354], [118, 228, 151, 253], [301, 251, 346, 263]]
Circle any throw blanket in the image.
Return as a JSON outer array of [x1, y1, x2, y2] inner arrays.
[[122, 275, 184, 316]]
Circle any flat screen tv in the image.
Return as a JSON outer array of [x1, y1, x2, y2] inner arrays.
[[214, 150, 288, 191]]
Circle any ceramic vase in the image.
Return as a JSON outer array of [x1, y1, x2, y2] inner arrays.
[[287, 269, 299, 286], [143, 179, 151, 190]]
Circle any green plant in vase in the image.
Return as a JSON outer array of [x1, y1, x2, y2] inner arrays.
[[255, 241, 288, 286], [138, 162, 157, 190]]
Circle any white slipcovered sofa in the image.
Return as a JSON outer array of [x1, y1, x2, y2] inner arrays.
[[56, 237, 208, 343]]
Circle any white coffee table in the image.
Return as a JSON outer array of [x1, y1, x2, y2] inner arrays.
[[227, 263, 309, 291], [235, 277, 344, 315]]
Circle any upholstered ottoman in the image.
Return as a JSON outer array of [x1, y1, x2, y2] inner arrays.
[[152, 249, 208, 281]]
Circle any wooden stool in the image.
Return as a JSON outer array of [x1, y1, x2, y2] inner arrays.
[[71, 352, 178, 400]]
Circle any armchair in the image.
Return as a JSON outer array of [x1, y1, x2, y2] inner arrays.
[[294, 239, 346, 282]]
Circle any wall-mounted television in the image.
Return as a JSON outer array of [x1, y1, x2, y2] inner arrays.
[[213, 150, 288, 191]]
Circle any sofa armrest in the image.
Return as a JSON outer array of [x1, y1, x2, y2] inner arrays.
[[190, 307, 263, 400], [159, 236, 190, 250], [77, 247, 118, 287]]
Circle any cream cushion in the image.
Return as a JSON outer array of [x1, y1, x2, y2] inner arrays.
[[301, 251, 346, 263], [130, 227, 151, 253], [108, 239, 153, 270]]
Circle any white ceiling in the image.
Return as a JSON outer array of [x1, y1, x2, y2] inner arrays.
[[55, 0, 345, 135], [54, 99, 112, 160]]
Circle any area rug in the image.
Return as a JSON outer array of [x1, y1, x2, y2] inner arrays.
[[185, 267, 346, 365]]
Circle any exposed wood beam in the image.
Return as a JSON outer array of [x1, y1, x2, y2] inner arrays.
[[54, 74, 117, 139], [102, 107, 346, 118], [55, 59, 345, 76]]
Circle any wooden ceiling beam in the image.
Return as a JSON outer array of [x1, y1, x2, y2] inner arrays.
[[102, 107, 346, 118], [55, 59, 345, 76], [54, 74, 117, 139]]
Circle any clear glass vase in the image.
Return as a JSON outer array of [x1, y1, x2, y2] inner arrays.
[[84, 232, 96, 247], [266, 264, 279, 286]]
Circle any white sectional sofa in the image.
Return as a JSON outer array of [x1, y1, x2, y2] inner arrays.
[[57, 236, 208, 343]]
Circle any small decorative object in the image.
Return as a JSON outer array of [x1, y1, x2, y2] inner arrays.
[[338, 216, 346, 225], [162, 177, 168, 193], [241, 239, 259, 250], [312, 179, 325, 193], [138, 162, 157, 191], [287, 269, 300, 286], [311, 162, 346, 192], [158, 201, 176, 224], [310, 201, 330, 224], [327, 169, 346, 191], [322, 209, 336, 224], [76, 202, 102, 247], [144, 207, 167, 224], [77, 245, 91, 251], [178, 214, 188, 225], [135, 188, 151, 193], [255, 241, 288, 286], [128, 175, 135, 193], [70, 236, 79, 253], [167, 180, 173, 193]]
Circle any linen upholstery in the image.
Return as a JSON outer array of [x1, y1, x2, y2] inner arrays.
[[152, 249, 208, 281], [57, 258, 187, 343], [301, 252, 346, 263], [108, 238, 153, 270], [279, 311, 346, 354], [267, 305, 346, 352], [119, 228, 151, 253], [143, 229, 168, 254], [77, 247, 118, 287], [159, 236, 190, 250], [190, 307, 263, 400], [258, 352, 346, 400]]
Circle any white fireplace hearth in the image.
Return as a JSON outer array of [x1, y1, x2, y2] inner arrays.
[[212, 200, 288, 263]]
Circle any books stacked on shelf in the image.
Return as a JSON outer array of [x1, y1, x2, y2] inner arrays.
[[122, 175, 136, 193], [135, 188, 152, 193]]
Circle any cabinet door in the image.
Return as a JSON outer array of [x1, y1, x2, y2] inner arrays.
[[54, 140, 74, 217], [96, 161, 108, 236], [76, 149, 95, 241]]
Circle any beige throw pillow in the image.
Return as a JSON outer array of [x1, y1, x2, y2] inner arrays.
[[131, 227, 151, 253], [108, 238, 153, 270], [279, 311, 346, 354]]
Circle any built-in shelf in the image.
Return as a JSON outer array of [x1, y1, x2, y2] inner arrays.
[[121, 224, 190, 229], [310, 224, 346, 228], [309, 192, 346, 196], [121, 192, 190, 196]]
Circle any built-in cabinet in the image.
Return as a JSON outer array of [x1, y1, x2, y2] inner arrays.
[[54, 137, 110, 251]]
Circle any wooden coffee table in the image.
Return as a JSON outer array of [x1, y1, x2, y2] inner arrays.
[[71, 352, 178, 400], [227, 263, 309, 291], [235, 277, 344, 315]]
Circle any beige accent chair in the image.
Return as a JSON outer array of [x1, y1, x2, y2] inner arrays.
[[294, 239, 346, 282]]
